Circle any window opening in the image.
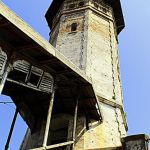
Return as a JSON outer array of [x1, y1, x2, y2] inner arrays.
[[78, 1, 84, 7], [102, 7, 107, 13], [9, 60, 30, 83], [94, 1, 99, 9], [8, 70, 28, 83], [94, 3, 99, 9], [69, 4, 75, 9], [28, 72, 41, 86], [27, 66, 43, 87], [71, 23, 77, 32]]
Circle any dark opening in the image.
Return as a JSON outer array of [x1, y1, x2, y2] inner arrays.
[[51, 127, 69, 145], [94, 3, 99, 9], [28, 73, 40, 86], [47, 117, 70, 150], [102, 7, 107, 13], [8, 70, 27, 83], [69, 4, 75, 9], [71, 23, 77, 32], [78, 1, 84, 7]]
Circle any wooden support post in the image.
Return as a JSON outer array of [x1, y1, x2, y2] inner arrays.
[[29, 147, 46, 150], [5, 109, 18, 150], [46, 141, 74, 149], [43, 90, 55, 147], [72, 96, 79, 149], [85, 110, 90, 130], [29, 141, 74, 150], [0, 65, 11, 94]]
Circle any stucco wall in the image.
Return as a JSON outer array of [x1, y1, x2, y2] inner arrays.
[[49, 0, 127, 149]]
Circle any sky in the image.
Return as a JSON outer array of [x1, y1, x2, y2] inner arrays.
[[0, 0, 150, 149]]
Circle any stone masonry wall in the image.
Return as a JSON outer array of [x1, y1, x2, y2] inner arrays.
[[84, 8, 127, 148], [50, 0, 127, 149], [54, 11, 87, 70]]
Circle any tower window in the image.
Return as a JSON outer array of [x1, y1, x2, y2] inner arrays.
[[78, 1, 84, 7], [69, 3, 75, 9], [71, 23, 77, 32]]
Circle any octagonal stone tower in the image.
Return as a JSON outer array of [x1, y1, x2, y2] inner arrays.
[[46, 0, 127, 149]]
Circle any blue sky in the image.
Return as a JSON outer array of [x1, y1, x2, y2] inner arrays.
[[0, 0, 150, 149]]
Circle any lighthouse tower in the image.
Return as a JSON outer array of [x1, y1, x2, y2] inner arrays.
[[45, 0, 127, 149]]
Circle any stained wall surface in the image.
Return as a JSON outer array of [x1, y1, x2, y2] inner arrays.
[[49, 0, 127, 149]]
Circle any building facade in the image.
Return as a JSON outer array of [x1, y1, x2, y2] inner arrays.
[[0, 1, 149, 150], [45, 0, 127, 149]]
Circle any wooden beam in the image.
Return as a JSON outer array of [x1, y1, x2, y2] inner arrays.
[[46, 141, 74, 149], [0, 37, 56, 75], [0, 37, 15, 52], [0, 22, 10, 27], [29, 147, 46, 150], [0, 16, 3, 20], [40, 58, 58, 65], [17, 44, 39, 51], [6, 78, 44, 93], [56, 96, 95, 100], [56, 69, 72, 75], [72, 96, 79, 149], [43, 89, 55, 147]]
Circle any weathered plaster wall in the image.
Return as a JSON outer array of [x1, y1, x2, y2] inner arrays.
[[74, 116, 86, 150], [84, 103, 126, 149], [122, 135, 150, 150], [52, 11, 88, 70], [85, 8, 127, 147], [49, 0, 127, 149]]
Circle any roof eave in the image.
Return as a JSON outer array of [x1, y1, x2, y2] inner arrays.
[[45, 0, 125, 34]]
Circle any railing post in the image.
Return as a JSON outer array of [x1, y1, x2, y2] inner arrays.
[[5, 108, 18, 150], [72, 96, 79, 149], [43, 89, 55, 147]]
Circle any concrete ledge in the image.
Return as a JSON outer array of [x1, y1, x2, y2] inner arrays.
[[96, 93, 128, 131], [122, 134, 149, 142], [86, 147, 122, 150], [122, 134, 149, 150]]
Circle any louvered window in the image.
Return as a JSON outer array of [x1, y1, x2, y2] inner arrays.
[[8, 60, 30, 82], [39, 72, 53, 93], [0, 50, 7, 76]]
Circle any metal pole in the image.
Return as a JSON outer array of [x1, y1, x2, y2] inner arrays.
[[5, 109, 18, 150], [72, 96, 79, 149], [43, 90, 55, 147]]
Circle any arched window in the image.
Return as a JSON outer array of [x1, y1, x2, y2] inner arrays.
[[71, 23, 77, 32]]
